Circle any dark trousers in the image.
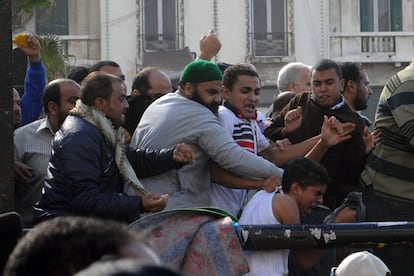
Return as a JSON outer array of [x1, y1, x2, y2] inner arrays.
[[362, 187, 414, 276]]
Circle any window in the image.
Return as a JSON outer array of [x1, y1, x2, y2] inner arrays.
[[143, 0, 177, 50], [251, 0, 287, 56], [360, 0, 401, 53], [360, 0, 402, 32], [36, 0, 68, 35]]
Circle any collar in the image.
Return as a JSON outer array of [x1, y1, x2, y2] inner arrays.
[[223, 101, 257, 120], [310, 94, 346, 110], [36, 117, 55, 135]]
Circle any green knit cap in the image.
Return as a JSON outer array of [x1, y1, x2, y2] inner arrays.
[[180, 60, 223, 83]]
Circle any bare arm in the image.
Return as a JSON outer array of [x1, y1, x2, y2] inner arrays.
[[210, 161, 280, 192], [274, 194, 325, 269], [260, 135, 320, 167]]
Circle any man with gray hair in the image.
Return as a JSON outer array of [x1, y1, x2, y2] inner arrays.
[[277, 62, 311, 93], [267, 62, 311, 118]]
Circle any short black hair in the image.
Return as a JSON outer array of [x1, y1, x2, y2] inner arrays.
[[3, 216, 139, 276], [312, 59, 342, 80], [223, 64, 259, 90], [131, 67, 159, 95], [67, 66, 90, 84], [89, 60, 121, 73], [340, 62, 363, 93], [282, 157, 330, 193]]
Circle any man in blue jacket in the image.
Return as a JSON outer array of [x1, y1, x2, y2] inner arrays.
[[34, 72, 195, 223]]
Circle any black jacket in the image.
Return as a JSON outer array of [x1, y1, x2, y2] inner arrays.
[[34, 115, 182, 223]]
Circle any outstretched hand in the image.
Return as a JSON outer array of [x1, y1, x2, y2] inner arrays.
[[142, 193, 168, 213], [320, 115, 355, 146], [173, 143, 196, 164]]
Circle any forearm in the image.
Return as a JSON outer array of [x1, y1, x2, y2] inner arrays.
[[129, 147, 183, 178], [261, 136, 319, 166], [305, 138, 330, 162], [210, 161, 264, 190]]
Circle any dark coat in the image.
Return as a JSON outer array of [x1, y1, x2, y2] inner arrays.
[[34, 115, 181, 223]]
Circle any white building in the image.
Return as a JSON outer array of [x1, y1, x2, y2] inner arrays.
[[21, 0, 414, 120]]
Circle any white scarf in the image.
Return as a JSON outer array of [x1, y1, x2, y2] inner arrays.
[[70, 100, 147, 196]]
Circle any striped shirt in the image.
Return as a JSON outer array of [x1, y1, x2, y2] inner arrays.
[[360, 61, 414, 201], [210, 104, 270, 217], [14, 117, 55, 224]]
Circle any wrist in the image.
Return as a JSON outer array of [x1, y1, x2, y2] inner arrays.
[[28, 55, 41, 63]]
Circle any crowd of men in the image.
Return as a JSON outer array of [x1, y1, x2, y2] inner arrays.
[[6, 30, 412, 276]]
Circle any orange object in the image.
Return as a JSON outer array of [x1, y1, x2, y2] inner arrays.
[[12, 34, 29, 48]]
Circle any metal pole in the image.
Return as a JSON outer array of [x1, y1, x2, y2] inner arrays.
[[238, 222, 414, 250], [0, 0, 15, 213]]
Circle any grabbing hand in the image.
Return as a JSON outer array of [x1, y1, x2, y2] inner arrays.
[[14, 161, 33, 184], [16, 33, 41, 62], [199, 30, 221, 60], [363, 127, 381, 154], [283, 106, 302, 133], [320, 115, 355, 146], [270, 138, 292, 151], [142, 193, 168, 213], [262, 175, 282, 193], [173, 143, 196, 164]]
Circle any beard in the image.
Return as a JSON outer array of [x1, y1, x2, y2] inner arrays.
[[353, 88, 368, 111], [191, 89, 219, 115]]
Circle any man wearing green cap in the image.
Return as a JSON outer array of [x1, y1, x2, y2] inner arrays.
[[130, 60, 283, 209]]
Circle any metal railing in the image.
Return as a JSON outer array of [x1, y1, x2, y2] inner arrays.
[[329, 32, 414, 62]]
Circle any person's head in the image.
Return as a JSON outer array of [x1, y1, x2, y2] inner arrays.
[[277, 62, 311, 93], [131, 67, 172, 99], [222, 64, 260, 119], [340, 62, 372, 111], [271, 91, 296, 119], [13, 88, 21, 129], [75, 259, 181, 276], [332, 251, 391, 276], [89, 60, 125, 81], [178, 60, 223, 115], [3, 216, 160, 276], [42, 79, 81, 131], [311, 59, 343, 108], [282, 158, 329, 216], [81, 72, 128, 128], [67, 66, 91, 85]]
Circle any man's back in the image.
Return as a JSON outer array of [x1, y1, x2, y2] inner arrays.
[[239, 190, 289, 276]]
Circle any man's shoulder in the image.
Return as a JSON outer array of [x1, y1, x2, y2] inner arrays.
[[14, 118, 45, 136]]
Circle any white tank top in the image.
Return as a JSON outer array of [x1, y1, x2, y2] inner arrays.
[[239, 190, 289, 276]]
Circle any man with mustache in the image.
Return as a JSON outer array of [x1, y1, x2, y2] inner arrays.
[[265, 59, 367, 209], [131, 60, 283, 209]]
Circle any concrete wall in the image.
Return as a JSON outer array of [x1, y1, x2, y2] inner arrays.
[[100, 0, 137, 90]]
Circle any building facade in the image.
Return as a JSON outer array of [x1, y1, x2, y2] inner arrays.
[[20, 0, 414, 120]]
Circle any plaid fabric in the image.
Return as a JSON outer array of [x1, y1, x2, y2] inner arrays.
[[129, 209, 249, 275]]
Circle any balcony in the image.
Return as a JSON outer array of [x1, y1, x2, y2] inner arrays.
[[329, 32, 414, 63]]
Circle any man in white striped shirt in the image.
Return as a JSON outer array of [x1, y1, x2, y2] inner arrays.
[[14, 79, 80, 226]]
